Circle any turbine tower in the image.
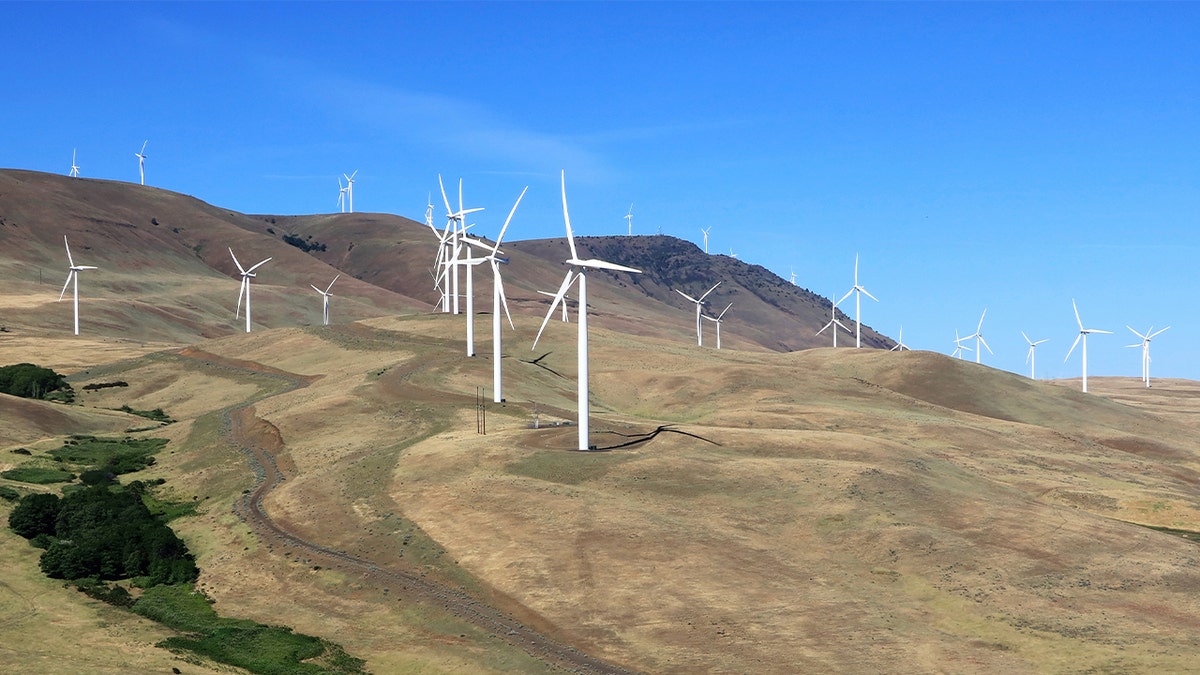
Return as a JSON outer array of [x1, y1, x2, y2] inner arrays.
[[58, 236, 97, 336], [69, 149, 80, 178], [675, 282, 721, 347], [337, 177, 347, 213], [702, 303, 733, 350], [483, 187, 527, 402], [838, 253, 878, 348], [135, 141, 147, 185], [962, 309, 993, 364], [625, 204, 634, 236], [310, 274, 340, 326], [533, 171, 642, 451], [1126, 325, 1168, 388], [1064, 299, 1112, 393], [1021, 331, 1049, 379], [343, 170, 357, 213], [816, 294, 849, 348], [229, 248, 272, 333]]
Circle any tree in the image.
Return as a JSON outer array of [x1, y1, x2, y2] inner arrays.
[[8, 492, 61, 539], [0, 363, 73, 401]]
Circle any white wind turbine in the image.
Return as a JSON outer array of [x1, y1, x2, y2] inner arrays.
[[701, 227, 711, 254], [790, 268, 797, 286], [837, 253, 877, 348], [1064, 299, 1111, 393], [58, 236, 98, 336], [962, 309, 993, 364], [952, 329, 972, 360], [1022, 331, 1049, 379], [702, 303, 733, 350], [229, 248, 272, 333], [439, 175, 484, 315], [533, 171, 642, 451], [675, 282, 721, 347], [889, 327, 910, 352], [337, 177, 347, 213], [343, 170, 358, 213], [816, 294, 849, 348], [135, 141, 148, 185], [625, 204, 634, 236], [538, 290, 573, 322], [310, 274, 340, 326], [1126, 325, 1169, 388], [482, 187, 527, 402], [69, 149, 80, 178]]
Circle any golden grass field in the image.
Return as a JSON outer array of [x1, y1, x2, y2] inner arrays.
[[3, 303, 1200, 674]]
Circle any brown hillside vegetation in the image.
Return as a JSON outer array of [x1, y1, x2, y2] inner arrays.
[[2, 170, 1199, 673]]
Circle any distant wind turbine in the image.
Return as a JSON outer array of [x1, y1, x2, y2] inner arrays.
[[816, 293, 849, 348], [135, 141, 148, 185], [701, 227, 711, 254], [675, 282, 721, 347], [1064, 299, 1111, 393], [838, 253, 877, 349], [343, 170, 357, 213], [533, 171, 642, 451], [702, 303, 733, 350], [538, 290, 572, 322], [889, 327, 910, 352], [1126, 325, 1169, 388], [1022, 331, 1049, 379], [952, 329, 972, 360], [310, 274, 340, 326], [337, 177, 347, 213], [58, 236, 97, 336], [230, 247, 272, 333], [790, 268, 797, 286], [962, 309, 993, 364], [484, 186, 527, 402], [69, 149, 80, 178], [439, 175, 484, 316], [625, 204, 634, 236]]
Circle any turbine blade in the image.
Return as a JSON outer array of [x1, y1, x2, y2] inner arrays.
[[63, 235, 75, 267], [561, 171, 579, 262], [229, 247, 247, 274], [494, 186, 528, 249], [311, 284, 323, 293], [236, 277, 247, 318], [326, 274, 340, 293], [698, 281, 722, 301], [979, 335, 993, 354], [675, 289, 699, 303], [58, 271, 74, 301], [533, 270, 575, 349], [577, 258, 641, 274], [1150, 326, 1170, 338], [1021, 331, 1032, 345], [816, 320, 833, 336], [1065, 333, 1082, 361], [438, 174, 453, 217], [246, 257, 272, 273], [493, 261, 515, 330], [1072, 299, 1083, 330], [860, 286, 878, 302], [717, 303, 732, 319], [977, 309, 987, 332]]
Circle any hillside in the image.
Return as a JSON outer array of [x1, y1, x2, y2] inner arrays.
[[3, 169, 1200, 673]]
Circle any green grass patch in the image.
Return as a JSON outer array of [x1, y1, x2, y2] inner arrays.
[[1139, 524, 1200, 544], [140, 489, 199, 523], [114, 405, 175, 424], [49, 436, 169, 475], [134, 584, 366, 674], [0, 485, 21, 501], [1, 467, 76, 484], [505, 449, 636, 485]]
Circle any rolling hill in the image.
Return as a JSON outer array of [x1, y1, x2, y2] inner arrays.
[[3, 169, 1200, 674]]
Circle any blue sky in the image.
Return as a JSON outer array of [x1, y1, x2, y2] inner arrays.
[[5, 2, 1198, 380]]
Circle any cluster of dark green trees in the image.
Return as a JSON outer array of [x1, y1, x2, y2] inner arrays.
[[0, 363, 74, 402], [7, 482, 198, 585]]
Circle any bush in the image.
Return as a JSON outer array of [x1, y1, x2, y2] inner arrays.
[[0, 363, 74, 401], [0, 485, 20, 501]]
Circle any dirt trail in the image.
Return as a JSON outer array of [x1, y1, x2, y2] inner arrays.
[[177, 348, 635, 675]]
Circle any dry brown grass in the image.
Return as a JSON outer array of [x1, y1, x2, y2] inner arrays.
[[4, 304, 1200, 673]]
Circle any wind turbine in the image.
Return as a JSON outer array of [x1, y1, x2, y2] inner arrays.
[[701, 227, 711, 254], [483, 186, 527, 402], [952, 329, 972, 360], [438, 175, 484, 315], [337, 177, 347, 213], [1022, 331, 1049, 379], [790, 268, 797, 286], [675, 282, 721, 347], [135, 141, 148, 185], [1126, 326, 1168, 388], [889, 327, 910, 352], [816, 294, 849, 348], [702, 303, 733, 350], [58, 236, 97, 336], [533, 171, 642, 451], [962, 309, 993, 364], [310, 274, 340, 326], [838, 253, 877, 349], [229, 248, 272, 333], [625, 204, 634, 236], [1064, 299, 1112, 393], [538, 290, 572, 322], [69, 149, 80, 178], [343, 170, 357, 213]]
